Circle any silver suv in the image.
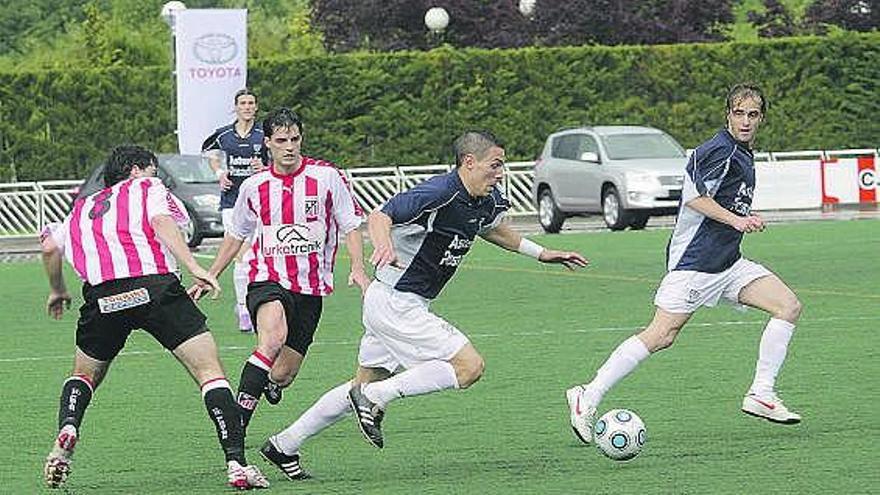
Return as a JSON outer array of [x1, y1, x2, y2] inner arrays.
[[531, 126, 686, 232]]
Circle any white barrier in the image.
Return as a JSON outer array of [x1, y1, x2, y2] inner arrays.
[[752, 160, 822, 210], [0, 151, 877, 238], [0, 181, 80, 238]]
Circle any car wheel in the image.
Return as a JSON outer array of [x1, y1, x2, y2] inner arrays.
[[602, 186, 632, 231], [183, 206, 204, 249], [538, 189, 565, 233], [629, 213, 649, 230]]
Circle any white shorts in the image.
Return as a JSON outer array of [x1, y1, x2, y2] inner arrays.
[[654, 258, 773, 313], [358, 281, 470, 372], [221, 208, 234, 233]]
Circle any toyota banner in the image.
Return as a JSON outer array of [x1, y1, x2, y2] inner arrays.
[[174, 9, 248, 155]]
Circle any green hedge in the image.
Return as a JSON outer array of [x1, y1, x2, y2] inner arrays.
[[1, 32, 877, 181]]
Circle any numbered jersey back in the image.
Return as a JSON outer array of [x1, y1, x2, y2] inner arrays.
[[45, 177, 185, 285]]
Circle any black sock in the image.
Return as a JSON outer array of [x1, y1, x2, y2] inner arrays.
[[237, 355, 271, 429], [58, 375, 94, 431], [204, 386, 246, 464]]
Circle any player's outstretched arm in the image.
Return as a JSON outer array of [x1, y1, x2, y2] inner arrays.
[[481, 223, 589, 270], [189, 233, 247, 301], [344, 227, 371, 295], [40, 236, 71, 319], [537, 248, 590, 270], [151, 214, 222, 299], [367, 210, 398, 268]]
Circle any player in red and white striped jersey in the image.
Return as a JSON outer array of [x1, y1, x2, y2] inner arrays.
[[40, 146, 268, 489], [44, 169, 190, 286], [191, 108, 370, 433]]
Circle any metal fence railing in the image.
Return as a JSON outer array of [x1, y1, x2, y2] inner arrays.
[[1, 149, 877, 238], [0, 181, 81, 238]]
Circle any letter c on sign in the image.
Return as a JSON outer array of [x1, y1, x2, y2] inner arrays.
[[858, 168, 875, 189]]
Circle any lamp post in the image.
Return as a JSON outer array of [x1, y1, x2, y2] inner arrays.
[[424, 7, 451, 161], [161, 1, 187, 146]]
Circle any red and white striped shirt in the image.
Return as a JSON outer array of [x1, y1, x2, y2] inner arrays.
[[43, 177, 190, 285], [229, 156, 363, 296]]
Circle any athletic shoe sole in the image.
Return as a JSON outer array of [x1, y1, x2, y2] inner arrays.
[[741, 408, 801, 425]]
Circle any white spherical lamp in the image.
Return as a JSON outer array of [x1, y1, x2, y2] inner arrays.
[[519, 0, 536, 17], [424, 7, 450, 34], [161, 1, 187, 27]]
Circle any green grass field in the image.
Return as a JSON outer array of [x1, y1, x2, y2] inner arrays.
[[1, 219, 878, 494]]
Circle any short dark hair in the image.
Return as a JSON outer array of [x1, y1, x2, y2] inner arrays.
[[103, 145, 157, 187], [234, 87, 256, 105], [726, 83, 767, 115], [452, 130, 504, 168], [262, 107, 303, 138]]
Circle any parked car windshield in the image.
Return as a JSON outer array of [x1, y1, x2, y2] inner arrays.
[[601, 134, 685, 160], [159, 154, 218, 184]]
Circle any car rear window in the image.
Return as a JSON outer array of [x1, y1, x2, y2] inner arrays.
[[601, 134, 685, 160]]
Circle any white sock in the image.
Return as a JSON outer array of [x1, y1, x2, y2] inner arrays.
[[233, 261, 248, 307], [749, 318, 796, 397], [272, 382, 352, 455], [583, 335, 650, 405], [362, 360, 459, 409]]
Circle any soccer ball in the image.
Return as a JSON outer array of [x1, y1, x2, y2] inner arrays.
[[593, 409, 646, 461]]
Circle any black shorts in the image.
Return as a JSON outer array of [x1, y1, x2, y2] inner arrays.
[[246, 281, 323, 355], [77, 273, 207, 361]]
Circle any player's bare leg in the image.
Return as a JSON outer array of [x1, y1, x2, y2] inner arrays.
[[174, 332, 269, 489], [264, 346, 305, 405], [238, 301, 287, 428], [45, 349, 108, 488], [232, 243, 252, 332], [567, 309, 691, 444], [738, 274, 803, 424]]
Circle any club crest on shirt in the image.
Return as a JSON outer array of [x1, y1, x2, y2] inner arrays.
[[304, 198, 319, 222], [261, 223, 325, 258]]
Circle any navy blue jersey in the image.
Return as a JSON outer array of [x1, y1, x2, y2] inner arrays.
[[667, 129, 756, 273], [201, 122, 265, 209], [375, 171, 510, 300]]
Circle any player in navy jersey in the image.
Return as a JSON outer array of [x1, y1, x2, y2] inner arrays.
[[566, 84, 804, 446], [40, 145, 268, 489], [257, 131, 588, 480], [202, 88, 265, 332]]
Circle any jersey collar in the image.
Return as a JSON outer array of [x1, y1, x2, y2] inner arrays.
[[269, 157, 307, 182], [233, 120, 256, 139], [451, 169, 489, 205], [721, 128, 754, 156]]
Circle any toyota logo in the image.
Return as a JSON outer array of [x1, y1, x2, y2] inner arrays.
[[193, 34, 238, 65]]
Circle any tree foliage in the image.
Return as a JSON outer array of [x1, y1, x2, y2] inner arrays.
[[804, 0, 878, 33], [749, 0, 800, 37], [0, 0, 323, 71], [312, 0, 737, 52], [747, 0, 877, 38], [1, 33, 876, 181], [312, 0, 533, 52], [533, 0, 736, 46]]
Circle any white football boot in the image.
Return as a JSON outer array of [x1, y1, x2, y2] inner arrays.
[[565, 385, 597, 444], [741, 393, 802, 424], [227, 460, 270, 490], [44, 424, 78, 488]]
